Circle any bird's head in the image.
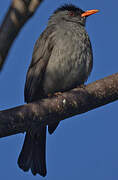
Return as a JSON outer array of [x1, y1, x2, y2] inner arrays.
[[49, 4, 99, 26]]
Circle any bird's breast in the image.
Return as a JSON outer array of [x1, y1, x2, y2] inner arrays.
[[43, 26, 93, 94]]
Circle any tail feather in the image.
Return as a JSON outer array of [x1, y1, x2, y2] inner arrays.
[[31, 126, 47, 176], [18, 132, 33, 171], [18, 126, 47, 177]]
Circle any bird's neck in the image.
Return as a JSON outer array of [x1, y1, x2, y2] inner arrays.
[[48, 19, 85, 33]]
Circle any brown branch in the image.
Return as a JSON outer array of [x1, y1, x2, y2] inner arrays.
[[0, 0, 44, 70], [0, 73, 118, 138]]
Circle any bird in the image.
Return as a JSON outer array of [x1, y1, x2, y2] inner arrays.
[[17, 4, 99, 177]]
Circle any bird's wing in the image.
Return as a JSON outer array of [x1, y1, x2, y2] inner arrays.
[[24, 26, 55, 103]]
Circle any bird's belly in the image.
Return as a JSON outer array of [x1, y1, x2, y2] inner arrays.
[[43, 57, 89, 95]]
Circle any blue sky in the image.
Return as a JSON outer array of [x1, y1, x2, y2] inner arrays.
[[0, 0, 118, 179]]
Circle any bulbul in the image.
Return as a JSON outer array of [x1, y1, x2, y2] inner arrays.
[[17, 4, 99, 177]]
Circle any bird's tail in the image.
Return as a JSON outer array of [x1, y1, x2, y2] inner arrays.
[[18, 125, 47, 177]]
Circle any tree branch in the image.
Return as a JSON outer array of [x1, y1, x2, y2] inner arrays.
[[0, 0, 44, 70], [0, 73, 118, 138]]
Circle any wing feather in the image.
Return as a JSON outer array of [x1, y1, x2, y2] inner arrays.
[[24, 26, 55, 103]]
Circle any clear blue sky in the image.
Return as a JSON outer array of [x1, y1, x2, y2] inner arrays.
[[0, 0, 118, 179]]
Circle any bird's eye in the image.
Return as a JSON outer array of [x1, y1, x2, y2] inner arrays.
[[69, 11, 74, 16]]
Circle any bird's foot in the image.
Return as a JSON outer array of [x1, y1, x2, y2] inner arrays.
[[54, 92, 62, 97], [77, 84, 86, 89], [48, 92, 63, 98], [47, 93, 53, 98]]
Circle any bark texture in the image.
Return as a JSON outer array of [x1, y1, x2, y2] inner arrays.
[[0, 73, 118, 138], [0, 0, 43, 70]]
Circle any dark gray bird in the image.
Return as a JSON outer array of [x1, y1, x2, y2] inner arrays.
[[17, 4, 99, 176]]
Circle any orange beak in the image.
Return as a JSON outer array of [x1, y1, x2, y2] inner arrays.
[[81, 9, 99, 17]]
